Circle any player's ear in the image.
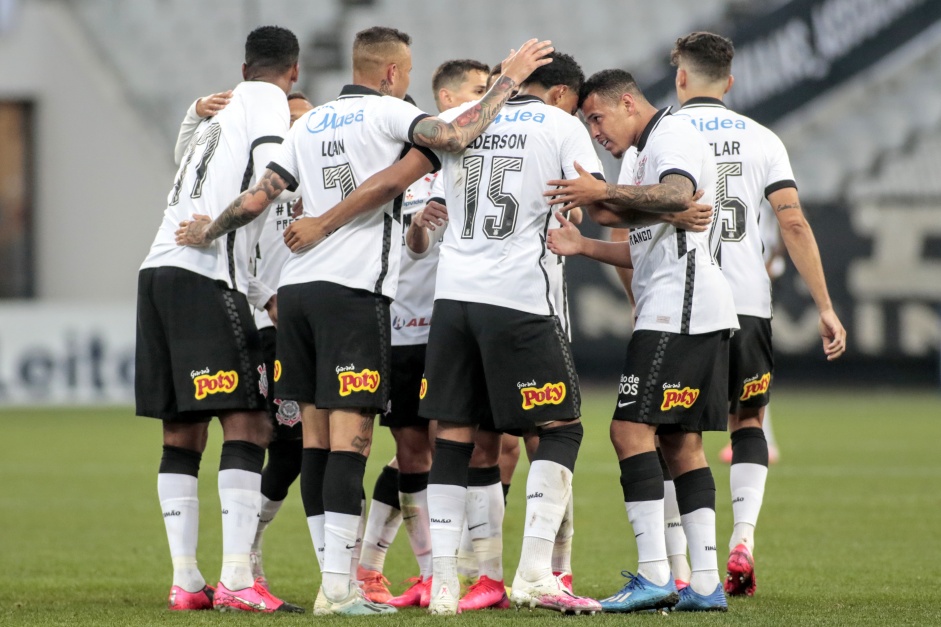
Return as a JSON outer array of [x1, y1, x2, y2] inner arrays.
[[675, 68, 686, 91], [725, 74, 734, 94], [620, 92, 634, 115], [548, 85, 566, 106], [242, 62, 249, 81], [290, 62, 299, 84], [387, 63, 397, 86], [438, 88, 451, 108]]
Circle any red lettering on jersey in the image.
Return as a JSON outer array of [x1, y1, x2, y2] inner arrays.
[[661, 387, 700, 411], [520, 382, 567, 410], [338, 369, 381, 396], [194, 370, 239, 400], [740, 373, 771, 401]]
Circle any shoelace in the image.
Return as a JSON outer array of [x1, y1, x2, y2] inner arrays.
[[619, 571, 646, 590]]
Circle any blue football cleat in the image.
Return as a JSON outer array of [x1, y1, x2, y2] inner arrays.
[[674, 583, 728, 612], [599, 571, 679, 613]]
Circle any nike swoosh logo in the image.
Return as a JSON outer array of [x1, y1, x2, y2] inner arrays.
[[402, 515, 417, 520], [618, 400, 636, 408], [377, 542, 389, 549], [468, 523, 486, 531], [232, 595, 266, 611], [345, 544, 357, 549], [635, 532, 644, 538]]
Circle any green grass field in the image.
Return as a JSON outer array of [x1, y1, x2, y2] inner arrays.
[[2, 388, 940, 626]]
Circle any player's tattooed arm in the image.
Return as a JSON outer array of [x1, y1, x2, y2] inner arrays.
[[411, 39, 554, 153], [601, 173, 694, 214], [175, 169, 288, 247]]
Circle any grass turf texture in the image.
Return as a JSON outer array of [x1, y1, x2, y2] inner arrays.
[[2, 388, 940, 626]]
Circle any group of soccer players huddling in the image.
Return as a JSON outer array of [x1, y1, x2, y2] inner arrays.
[[138, 23, 846, 616]]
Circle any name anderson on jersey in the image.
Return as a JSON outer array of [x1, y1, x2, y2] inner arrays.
[[467, 133, 528, 151]]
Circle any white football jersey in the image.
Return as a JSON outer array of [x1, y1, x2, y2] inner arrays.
[[271, 85, 439, 298], [432, 95, 604, 316], [251, 196, 299, 330], [141, 81, 290, 292], [391, 173, 445, 346], [673, 98, 796, 318], [626, 108, 738, 335]]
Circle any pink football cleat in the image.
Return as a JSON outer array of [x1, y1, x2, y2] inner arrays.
[[458, 576, 511, 611], [357, 566, 393, 604], [553, 571, 574, 594], [388, 576, 430, 608], [213, 578, 304, 613], [724, 543, 757, 597], [168, 585, 214, 610]]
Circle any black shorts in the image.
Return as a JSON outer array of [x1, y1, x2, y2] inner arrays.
[[728, 315, 773, 414], [135, 267, 266, 422], [380, 344, 428, 429], [420, 300, 580, 432], [613, 329, 729, 434], [276, 281, 391, 414], [259, 327, 302, 440]]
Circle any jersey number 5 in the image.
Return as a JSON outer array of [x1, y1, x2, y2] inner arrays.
[[716, 162, 746, 242], [461, 155, 523, 240]]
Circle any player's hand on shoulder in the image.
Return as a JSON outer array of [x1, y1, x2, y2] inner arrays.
[[665, 189, 712, 232], [547, 211, 583, 257], [175, 214, 213, 247], [819, 308, 846, 361], [414, 201, 448, 231], [499, 39, 554, 85], [283, 216, 327, 253], [195, 90, 233, 118]]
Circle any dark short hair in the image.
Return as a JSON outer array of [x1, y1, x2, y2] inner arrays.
[[245, 26, 299, 73], [522, 51, 583, 92], [432, 59, 490, 93], [671, 32, 735, 81], [287, 91, 309, 101], [579, 69, 643, 108]]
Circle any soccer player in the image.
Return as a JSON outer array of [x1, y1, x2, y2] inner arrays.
[[355, 61, 492, 608], [176, 28, 554, 615], [136, 26, 303, 613], [544, 68, 738, 612], [668, 31, 846, 597], [172, 91, 315, 592]]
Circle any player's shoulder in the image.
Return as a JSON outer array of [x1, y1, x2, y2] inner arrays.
[[651, 111, 709, 150], [233, 80, 287, 108]]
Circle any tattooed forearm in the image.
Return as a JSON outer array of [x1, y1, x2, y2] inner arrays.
[[412, 75, 519, 153], [603, 175, 691, 214], [774, 202, 801, 213], [204, 170, 287, 242]]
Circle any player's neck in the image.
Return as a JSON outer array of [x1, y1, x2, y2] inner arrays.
[[678, 89, 726, 106], [516, 85, 548, 101], [351, 73, 389, 96], [631, 102, 661, 148]]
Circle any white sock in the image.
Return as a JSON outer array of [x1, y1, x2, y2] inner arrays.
[[730, 463, 767, 552], [359, 499, 402, 573], [429, 483, 467, 594], [516, 460, 571, 582], [218, 469, 262, 590], [158, 473, 205, 592], [626, 499, 670, 586], [400, 489, 433, 579], [763, 407, 777, 447], [252, 496, 284, 553], [466, 482, 504, 581], [456, 521, 477, 578], [306, 514, 326, 572], [323, 511, 360, 600], [663, 480, 690, 583], [682, 507, 721, 595], [349, 498, 367, 582], [552, 493, 574, 574]]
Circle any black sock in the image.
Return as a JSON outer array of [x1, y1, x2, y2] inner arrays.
[[372, 465, 400, 509], [300, 448, 329, 517], [399, 471, 429, 494], [429, 439, 474, 487], [322, 451, 368, 515], [533, 422, 584, 472], [159, 445, 201, 476], [467, 465, 501, 487], [219, 440, 265, 473], [618, 451, 664, 502], [731, 427, 769, 466], [673, 467, 716, 515], [261, 438, 302, 501]]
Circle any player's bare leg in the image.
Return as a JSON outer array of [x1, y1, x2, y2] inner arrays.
[[725, 406, 767, 596], [498, 433, 521, 499]]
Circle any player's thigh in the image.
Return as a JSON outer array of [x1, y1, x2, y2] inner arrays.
[[474, 303, 580, 432], [329, 408, 376, 455], [419, 300, 489, 425], [728, 315, 773, 415], [311, 282, 391, 414]]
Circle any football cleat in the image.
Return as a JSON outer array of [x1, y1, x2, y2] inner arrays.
[[356, 566, 393, 603], [553, 571, 574, 593], [458, 575, 510, 611], [429, 582, 461, 615], [725, 543, 757, 596], [599, 571, 679, 613], [313, 585, 396, 616], [674, 583, 728, 611], [675, 579, 689, 591], [387, 576, 429, 608], [213, 579, 304, 613], [249, 550, 268, 591], [168, 584, 214, 610], [510, 572, 601, 615]]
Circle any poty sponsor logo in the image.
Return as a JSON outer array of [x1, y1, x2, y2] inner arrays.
[[519, 382, 566, 410], [336, 363, 355, 373], [660, 386, 700, 411], [193, 370, 238, 400], [190, 367, 210, 379], [273, 360, 282, 383], [338, 369, 380, 396], [307, 105, 364, 134], [419, 378, 427, 400], [740, 372, 771, 401]]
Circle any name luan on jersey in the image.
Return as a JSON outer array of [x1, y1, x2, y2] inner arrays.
[[672, 97, 796, 319], [269, 85, 439, 298], [141, 82, 289, 293], [431, 94, 604, 316], [624, 107, 738, 335]]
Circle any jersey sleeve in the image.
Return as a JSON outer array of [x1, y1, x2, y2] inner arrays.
[[560, 116, 605, 181], [174, 99, 202, 165], [429, 171, 446, 205], [375, 96, 441, 171], [649, 123, 703, 191], [266, 117, 301, 192], [763, 130, 797, 198]]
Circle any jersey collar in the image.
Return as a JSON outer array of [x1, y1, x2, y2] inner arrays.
[[507, 94, 544, 105], [680, 96, 727, 109], [338, 84, 383, 99], [636, 106, 672, 152]]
